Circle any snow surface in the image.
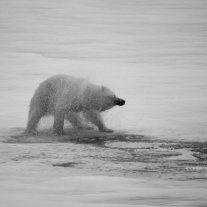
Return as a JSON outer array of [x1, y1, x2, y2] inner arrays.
[[0, 0, 207, 206], [1, 175, 207, 207]]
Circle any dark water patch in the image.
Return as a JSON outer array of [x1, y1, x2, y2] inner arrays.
[[177, 160, 207, 167], [108, 150, 182, 163], [66, 134, 149, 146], [193, 153, 207, 161], [187, 177, 207, 181], [160, 142, 207, 150], [192, 148, 207, 154], [53, 162, 80, 167], [160, 142, 207, 162]]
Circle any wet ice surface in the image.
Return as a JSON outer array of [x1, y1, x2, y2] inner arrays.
[[4, 128, 207, 181], [1, 129, 207, 206], [1, 0, 207, 206]]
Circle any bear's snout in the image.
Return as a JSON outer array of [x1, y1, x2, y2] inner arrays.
[[114, 98, 125, 106]]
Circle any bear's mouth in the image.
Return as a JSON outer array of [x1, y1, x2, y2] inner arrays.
[[114, 98, 125, 106]]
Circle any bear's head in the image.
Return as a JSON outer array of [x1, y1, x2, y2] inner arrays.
[[84, 85, 125, 112]]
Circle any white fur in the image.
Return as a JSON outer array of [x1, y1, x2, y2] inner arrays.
[[25, 74, 116, 135]]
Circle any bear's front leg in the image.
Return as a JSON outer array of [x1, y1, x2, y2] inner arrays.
[[53, 110, 65, 136], [84, 110, 113, 133]]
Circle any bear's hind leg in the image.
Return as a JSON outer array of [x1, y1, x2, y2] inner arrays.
[[25, 109, 43, 135], [84, 111, 113, 133], [53, 110, 65, 135], [66, 112, 93, 130]]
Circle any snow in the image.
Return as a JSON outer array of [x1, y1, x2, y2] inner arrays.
[[1, 175, 207, 207], [0, 0, 207, 206]]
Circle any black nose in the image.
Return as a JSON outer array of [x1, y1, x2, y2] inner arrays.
[[114, 98, 125, 106]]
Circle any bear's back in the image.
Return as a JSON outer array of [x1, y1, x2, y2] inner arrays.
[[32, 74, 91, 113]]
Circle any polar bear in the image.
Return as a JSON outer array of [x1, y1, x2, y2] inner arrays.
[[25, 74, 125, 135]]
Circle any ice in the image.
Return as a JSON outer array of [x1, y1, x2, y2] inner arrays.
[[1, 175, 207, 207], [1, 0, 207, 206]]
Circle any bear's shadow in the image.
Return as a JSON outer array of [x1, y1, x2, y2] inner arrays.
[[7, 128, 131, 144]]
